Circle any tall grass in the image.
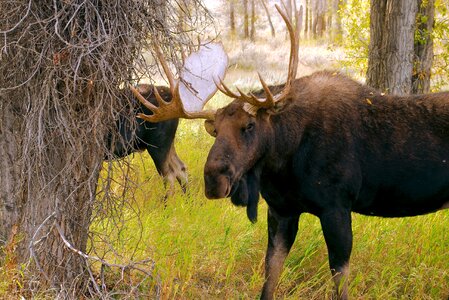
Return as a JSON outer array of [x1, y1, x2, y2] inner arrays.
[[90, 39, 449, 299], [92, 115, 449, 299]]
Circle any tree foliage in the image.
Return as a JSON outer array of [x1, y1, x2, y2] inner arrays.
[[339, 0, 449, 90]]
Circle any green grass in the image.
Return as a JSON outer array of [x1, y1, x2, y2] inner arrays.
[[90, 39, 449, 299], [91, 113, 449, 299]]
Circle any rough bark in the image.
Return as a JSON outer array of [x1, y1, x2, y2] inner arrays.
[[366, 0, 418, 95], [0, 100, 24, 247]]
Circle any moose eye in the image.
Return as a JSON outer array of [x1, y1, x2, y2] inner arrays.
[[244, 122, 255, 132]]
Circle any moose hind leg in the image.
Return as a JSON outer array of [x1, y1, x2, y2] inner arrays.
[[320, 209, 352, 300], [260, 208, 299, 300]]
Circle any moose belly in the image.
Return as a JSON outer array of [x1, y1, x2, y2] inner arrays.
[[354, 178, 449, 217]]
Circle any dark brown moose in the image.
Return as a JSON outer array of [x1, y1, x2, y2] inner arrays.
[[106, 84, 187, 198], [132, 5, 449, 300]]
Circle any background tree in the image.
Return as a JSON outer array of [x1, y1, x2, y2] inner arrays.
[[244, 0, 250, 38], [230, 0, 237, 36], [261, 0, 276, 37], [312, 0, 328, 38], [413, 0, 436, 94], [366, 0, 418, 94], [0, 0, 209, 297], [331, 0, 345, 42], [305, 0, 310, 38], [251, 0, 257, 41]]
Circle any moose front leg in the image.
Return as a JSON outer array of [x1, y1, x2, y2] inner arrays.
[[320, 209, 353, 300], [260, 208, 299, 300]]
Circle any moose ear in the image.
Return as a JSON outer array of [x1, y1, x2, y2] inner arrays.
[[204, 120, 217, 137]]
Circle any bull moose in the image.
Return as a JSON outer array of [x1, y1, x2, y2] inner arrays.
[[131, 5, 449, 300], [106, 84, 187, 198], [106, 39, 230, 198]]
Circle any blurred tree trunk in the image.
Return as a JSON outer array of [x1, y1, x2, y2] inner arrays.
[[328, 0, 333, 40], [261, 0, 275, 37], [309, 1, 313, 37], [334, 0, 345, 41], [366, 0, 418, 94], [305, 0, 309, 38], [230, 0, 236, 35], [412, 0, 435, 94], [312, 0, 327, 38], [250, 0, 256, 41], [244, 0, 249, 38], [329, 0, 344, 42]]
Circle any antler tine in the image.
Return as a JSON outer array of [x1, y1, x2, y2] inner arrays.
[[153, 42, 177, 94], [152, 85, 170, 106], [270, 4, 300, 102], [215, 75, 273, 108], [130, 85, 158, 111], [131, 82, 186, 123], [215, 78, 242, 99], [215, 5, 300, 110], [132, 58, 223, 122], [137, 109, 216, 122], [234, 87, 262, 107], [257, 72, 275, 107], [130, 41, 228, 123]]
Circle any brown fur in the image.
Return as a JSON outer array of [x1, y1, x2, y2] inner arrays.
[[204, 70, 449, 299]]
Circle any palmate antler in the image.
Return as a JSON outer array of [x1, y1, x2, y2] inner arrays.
[[130, 42, 228, 122], [216, 4, 303, 110]]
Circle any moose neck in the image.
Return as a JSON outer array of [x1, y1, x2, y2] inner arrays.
[[260, 105, 308, 173]]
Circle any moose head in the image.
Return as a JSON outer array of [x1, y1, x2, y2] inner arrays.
[[132, 4, 301, 223]]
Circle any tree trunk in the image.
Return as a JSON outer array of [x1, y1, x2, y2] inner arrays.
[[0, 77, 101, 295], [309, 1, 313, 38], [312, 0, 327, 38], [412, 0, 435, 94], [230, 0, 236, 35], [366, 0, 418, 95], [250, 0, 256, 41], [244, 0, 250, 38], [0, 100, 24, 249], [261, 0, 275, 37], [305, 0, 309, 38], [329, 0, 345, 41], [0, 0, 196, 297]]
